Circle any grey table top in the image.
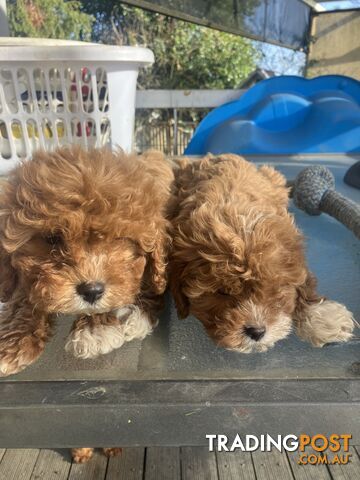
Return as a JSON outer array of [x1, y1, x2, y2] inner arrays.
[[1, 154, 359, 383]]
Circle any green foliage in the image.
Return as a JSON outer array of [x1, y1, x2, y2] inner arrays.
[[80, 2, 258, 89], [169, 22, 256, 89], [7, 0, 257, 88], [8, 0, 94, 40]]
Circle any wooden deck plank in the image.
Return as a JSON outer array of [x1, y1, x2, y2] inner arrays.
[[252, 450, 294, 480], [1, 447, 358, 480], [30, 449, 71, 480], [181, 447, 218, 480], [327, 446, 360, 480], [68, 451, 108, 480], [287, 450, 331, 480], [145, 447, 180, 480], [0, 449, 39, 480], [105, 448, 144, 480], [216, 451, 256, 480]]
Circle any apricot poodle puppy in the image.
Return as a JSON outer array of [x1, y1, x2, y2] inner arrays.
[[170, 154, 354, 352], [0, 146, 174, 376], [71, 447, 122, 464]]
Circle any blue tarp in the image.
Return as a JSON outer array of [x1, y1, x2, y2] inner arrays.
[[123, 0, 311, 50]]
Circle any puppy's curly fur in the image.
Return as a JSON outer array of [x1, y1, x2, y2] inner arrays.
[[71, 447, 122, 464], [170, 154, 354, 352], [0, 146, 174, 376]]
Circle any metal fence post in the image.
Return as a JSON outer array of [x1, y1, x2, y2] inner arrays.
[[173, 107, 178, 155]]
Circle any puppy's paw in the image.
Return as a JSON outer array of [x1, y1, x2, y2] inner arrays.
[[103, 448, 122, 458], [296, 300, 354, 347], [0, 331, 45, 377], [65, 315, 125, 359], [65, 307, 154, 359], [71, 448, 94, 464], [114, 305, 154, 342]]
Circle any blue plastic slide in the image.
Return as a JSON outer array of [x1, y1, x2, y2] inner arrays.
[[185, 75, 360, 155]]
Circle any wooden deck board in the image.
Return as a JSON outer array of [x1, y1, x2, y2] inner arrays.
[[67, 451, 107, 480], [286, 450, 332, 480], [0, 449, 40, 480], [145, 447, 180, 480], [327, 446, 360, 480], [181, 447, 218, 480], [30, 449, 71, 480], [0, 447, 359, 479], [216, 451, 256, 480], [105, 447, 144, 480], [252, 450, 294, 480]]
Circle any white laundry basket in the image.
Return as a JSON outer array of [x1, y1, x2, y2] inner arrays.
[[0, 38, 154, 174]]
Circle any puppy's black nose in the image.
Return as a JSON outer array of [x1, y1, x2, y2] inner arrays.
[[77, 282, 105, 304], [244, 326, 266, 341]]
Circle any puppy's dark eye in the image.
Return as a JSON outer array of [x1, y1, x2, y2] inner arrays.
[[45, 234, 63, 246], [116, 237, 144, 255], [217, 288, 231, 296]]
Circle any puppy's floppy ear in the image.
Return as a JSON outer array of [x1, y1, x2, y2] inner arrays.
[[147, 231, 170, 295], [141, 153, 175, 296], [0, 180, 19, 302], [169, 260, 190, 319], [0, 245, 17, 302], [295, 270, 323, 314]]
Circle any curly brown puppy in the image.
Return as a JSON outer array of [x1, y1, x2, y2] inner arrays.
[[170, 154, 354, 353], [71, 447, 122, 464], [0, 147, 174, 376]]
